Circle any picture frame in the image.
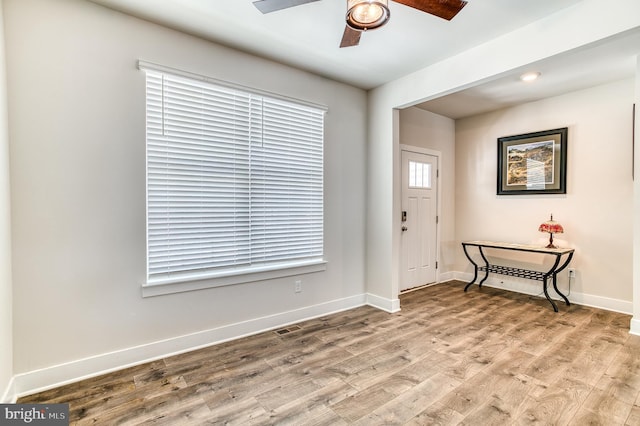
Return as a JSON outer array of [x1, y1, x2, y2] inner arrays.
[[497, 127, 567, 195]]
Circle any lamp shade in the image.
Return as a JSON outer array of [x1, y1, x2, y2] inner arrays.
[[538, 218, 564, 234], [539, 214, 563, 248]]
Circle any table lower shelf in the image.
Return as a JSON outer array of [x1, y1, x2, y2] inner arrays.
[[479, 265, 547, 281]]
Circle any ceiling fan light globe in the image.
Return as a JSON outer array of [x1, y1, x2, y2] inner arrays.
[[346, 0, 390, 31], [353, 4, 382, 23]]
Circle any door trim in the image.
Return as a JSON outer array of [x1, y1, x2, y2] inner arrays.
[[400, 144, 442, 291]]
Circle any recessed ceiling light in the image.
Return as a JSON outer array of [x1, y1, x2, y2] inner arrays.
[[520, 72, 541, 82]]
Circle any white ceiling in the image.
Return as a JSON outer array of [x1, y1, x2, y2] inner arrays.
[[89, 0, 640, 118], [414, 28, 640, 118]]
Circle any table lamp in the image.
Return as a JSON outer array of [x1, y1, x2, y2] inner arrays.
[[538, 214, 564, 249]]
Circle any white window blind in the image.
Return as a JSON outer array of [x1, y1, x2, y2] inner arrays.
[[143, 65, 324, 284]]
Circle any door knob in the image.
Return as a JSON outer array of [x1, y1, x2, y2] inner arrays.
[[401, 226, 408, 232]]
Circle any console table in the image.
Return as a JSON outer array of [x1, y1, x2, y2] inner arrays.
[[461, 241, 575, 312]]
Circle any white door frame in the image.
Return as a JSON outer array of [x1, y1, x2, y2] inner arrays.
[[399, 144, 442, 291]]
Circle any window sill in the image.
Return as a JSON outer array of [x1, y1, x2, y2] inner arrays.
[[142, 259, 327, 297]]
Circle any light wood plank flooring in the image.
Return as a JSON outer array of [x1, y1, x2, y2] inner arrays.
[[19, 281, 640, 425]]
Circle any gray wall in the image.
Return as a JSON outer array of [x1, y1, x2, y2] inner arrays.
[[5, 0, 367, 387], [0, 0, 14, 403]]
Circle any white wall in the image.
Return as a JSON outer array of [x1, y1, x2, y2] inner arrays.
[[399, 108, 456, 275], [367, 0, 640, 310], [0, 0, 14, 403], [632, 57, 640, 333], [5, 0, 367, 394], [455, 79, 634, 310]]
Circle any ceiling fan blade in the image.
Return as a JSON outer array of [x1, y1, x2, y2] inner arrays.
[[253, 0, 321, 14], [392, 0, 467, 21], [340, 26, 362, 48]]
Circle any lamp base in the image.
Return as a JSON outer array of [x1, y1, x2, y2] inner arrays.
[[545, 243, 559, 249], [545, 232, 558, 249]]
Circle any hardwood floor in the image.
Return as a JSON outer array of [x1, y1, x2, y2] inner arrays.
[[19, 281, 640, 425]]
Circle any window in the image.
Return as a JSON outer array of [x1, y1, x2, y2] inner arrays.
[[409, 160, 431, 189], [141, 62, 325, 289]]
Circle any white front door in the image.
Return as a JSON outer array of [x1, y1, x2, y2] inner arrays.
[[400, 150, 438, 292]]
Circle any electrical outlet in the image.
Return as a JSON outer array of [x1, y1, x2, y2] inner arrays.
[[294, 280, 302, 293], [568, 268, 576, 278]]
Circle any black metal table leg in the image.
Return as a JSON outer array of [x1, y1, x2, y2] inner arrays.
[[462, 243, 479, 291], [542, 276, 559, 312], [552, 252, 574, 306], [542, 255, 563, 311], [552, 274, 570, 307], [478, 247, 490, 288]]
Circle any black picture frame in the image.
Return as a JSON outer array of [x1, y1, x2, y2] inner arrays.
[[497, 127, 567, 195]]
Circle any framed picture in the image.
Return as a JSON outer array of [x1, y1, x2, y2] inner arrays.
[[497, 127, 567, 195]]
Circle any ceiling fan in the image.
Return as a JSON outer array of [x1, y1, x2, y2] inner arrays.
[[252, 0, 468, 48]]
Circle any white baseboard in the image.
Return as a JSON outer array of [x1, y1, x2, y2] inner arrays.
[[1, 376, 16, 403], [454, 272, 633, 315], [14, 294, 369, 398], [630, 318, 640, 336], [366, 293, 400, 313], [437, 271, 456, 283]]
